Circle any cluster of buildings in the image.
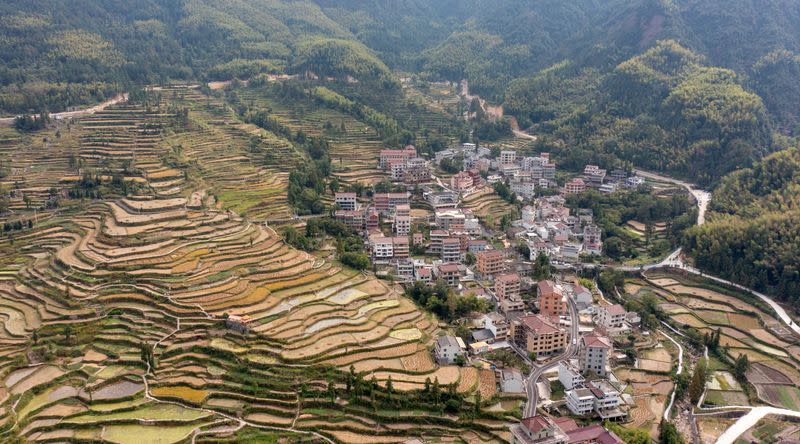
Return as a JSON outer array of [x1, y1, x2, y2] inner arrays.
[[564, 165, 645, 196], [507, 198, 603, 263], [379, 146, 432, 184]]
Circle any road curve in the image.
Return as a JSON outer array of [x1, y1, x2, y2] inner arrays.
[[522, 297, 580, 417], [0, 93, 129, 127]]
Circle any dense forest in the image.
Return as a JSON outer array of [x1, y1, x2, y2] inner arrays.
[[684, 147, 800, 300], [507, 41, 774, 185]]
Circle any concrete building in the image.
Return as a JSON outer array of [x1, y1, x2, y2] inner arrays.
[[379, 147, 416, 169], [566, 387, 595, 416], [392, 236, 409, 259], [579, 332, 612, 376], [512, 314, 568, 357], [495, 273, 521, 300], [441, 237, 462, 263], [435, 263, 461, 287], [538, 280, 566, 317], [583, 225, 602, 255], [434, 335, 465, 364], [482, 312, 509, 341], [500, 150, 517, 165], [373, 192, 410, 214], [404, 157, 431, 184], [334, 192, 358, 211], [393, 214, 411, 236], [476, 250, 504, 276], [370, 236, 394, 260], [564, 178, 586, 195], [335, 209, 365, 231], [558, 361, 585, 390], [429, 229, 449, 254], [598, 304, 626, 329]]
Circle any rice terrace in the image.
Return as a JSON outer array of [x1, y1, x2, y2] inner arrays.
[[4, 2, 800, 443], [0, 86, 509, 443]]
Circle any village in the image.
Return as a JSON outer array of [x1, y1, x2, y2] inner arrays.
[[330, 142, 654, 444]]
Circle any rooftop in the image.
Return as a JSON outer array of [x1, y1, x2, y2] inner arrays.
[[520, 314, 562, 335]]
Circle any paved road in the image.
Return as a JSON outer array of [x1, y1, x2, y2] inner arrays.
[[716, 407, 800, 444], [659, 324, 684, 421], [522, 297, 580, 417], [0, 93, 129, 127]]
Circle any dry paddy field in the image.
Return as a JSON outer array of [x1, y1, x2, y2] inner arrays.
[[633, 272, 800, 410], [0, 87, 512, 443]]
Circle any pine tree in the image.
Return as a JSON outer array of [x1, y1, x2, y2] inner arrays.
[[688, 359, 707, 404]]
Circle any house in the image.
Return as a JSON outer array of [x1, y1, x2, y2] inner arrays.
[[573, 284, 593, 309], [495, 273, 521, 301], [415, 266, 432, 284], [482, 312, 509, 341], [435, 209, 467, 231], [511, 314, 568, 357], [467, 239, 489, 254], [583, 225, 602, 255], [451, 171, 474, 192], [434, 335, 465, 364], [558, 361, 585, 390], [500, 150, 517, 165], [500, 369, 525, 394], [511, 179, 537, 200], [538, 280, 567, 317], [564, 424, 624, 444], [564, 178, 586, 195], [395, 259, 414, 278], [625, 176, 645, 188], [426, 191, 459, 209], [510, 416, 569, 444], [225, 314, 251, 334], [579, 332, 612, 377], [561, 242, 583, 261], [441, 238, 462, 263], [598, 304, 626, 329], [566, 387, 594, 415], [379, 147, 416, 169], [477, 250, 505, 276], [435, 263, 461, 287], [334, 192, 358, 211]]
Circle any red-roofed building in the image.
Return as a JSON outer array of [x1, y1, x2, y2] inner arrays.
[[477, 249, 504, 276], [435, 263, 461, 287], [495, 273, 521, 301], [538, 280, 566, 317], [565, 424, 624, 444], [510, 416, 568, 444], [379, 147, 417, 169], [512, 314, 568, 357], [580, 332, 612, 376]]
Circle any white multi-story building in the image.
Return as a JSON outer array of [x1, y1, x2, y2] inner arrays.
[[393, 215, 411, 236], [500, 150, 517, 165], [434, 335, 465, 364], [579, 332, 612, 376], [598, 304, 627, 329], [334, 192, 358, 211], [371, 236, 394, 260], [482, 312, 510, 341], [511, 179, 537, 200], [566, 387, 594, 416], [558, 361, 585, 390]]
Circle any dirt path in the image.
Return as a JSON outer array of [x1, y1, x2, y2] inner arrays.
[[0, 93, 129, 127]]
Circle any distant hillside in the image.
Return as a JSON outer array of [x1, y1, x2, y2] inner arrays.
[[505, 41, 773, 184]]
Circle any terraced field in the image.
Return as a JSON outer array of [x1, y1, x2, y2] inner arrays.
[[632, 271, 800, 410], [230, 85, 387, 187], [461, 188, 516, 228], [0, 88, 512, 442]]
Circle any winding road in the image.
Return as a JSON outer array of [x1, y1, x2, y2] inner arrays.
[[0, 93, 129, 127], [521, 297, 580, 417]]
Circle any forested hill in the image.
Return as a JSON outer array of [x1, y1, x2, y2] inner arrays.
[[684, 146, 800, 300], [3, 0, 800, 120]]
